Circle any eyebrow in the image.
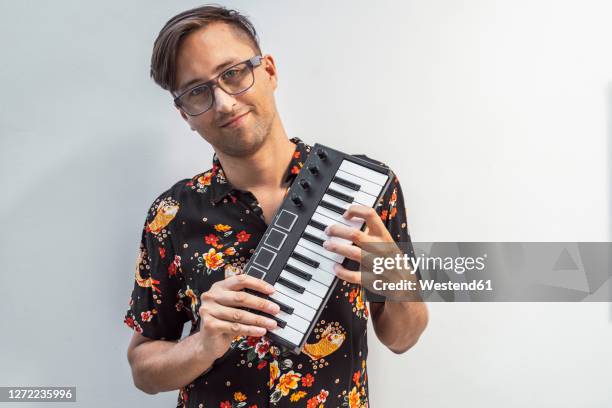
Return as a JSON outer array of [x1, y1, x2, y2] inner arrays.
[[177, 58, 240, 94]]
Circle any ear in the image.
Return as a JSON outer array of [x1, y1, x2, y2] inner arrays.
[[262, 54, 278, 90]]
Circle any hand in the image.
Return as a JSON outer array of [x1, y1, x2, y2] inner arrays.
[[323, 204, 399, 285], [197, 274, 280, 359]]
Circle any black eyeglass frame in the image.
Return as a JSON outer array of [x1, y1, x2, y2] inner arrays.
[[173, 55, 263, 116]]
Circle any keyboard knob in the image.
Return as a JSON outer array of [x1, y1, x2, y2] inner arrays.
[[308, 164, 319, 175], [299, 179, 311, 190], [316, 148, 328, 160], [291, 193, 303, 207]]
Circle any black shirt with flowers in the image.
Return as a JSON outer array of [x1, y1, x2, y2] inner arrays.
[[123, 137, 412, 408]]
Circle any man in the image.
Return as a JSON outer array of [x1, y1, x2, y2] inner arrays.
[[124, 5, 428, 407]]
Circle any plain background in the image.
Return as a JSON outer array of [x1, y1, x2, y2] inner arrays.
[[1, 1, 611, 407]]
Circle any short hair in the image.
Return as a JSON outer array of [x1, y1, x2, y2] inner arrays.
[[150, 4, 262, 93]]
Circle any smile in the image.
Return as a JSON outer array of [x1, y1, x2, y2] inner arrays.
[[220, 111, 249, 128]]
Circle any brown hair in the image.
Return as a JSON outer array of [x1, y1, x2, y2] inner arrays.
[[150, 4, 262, 93]]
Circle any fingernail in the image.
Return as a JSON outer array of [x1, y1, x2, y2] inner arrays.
[[267, 302, 280, 313], [324, 226, 331, 235], [323, 240, 330, 249], [268, 319, 278, 329]]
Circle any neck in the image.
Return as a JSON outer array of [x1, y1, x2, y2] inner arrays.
[[215, 118, 295, 191]]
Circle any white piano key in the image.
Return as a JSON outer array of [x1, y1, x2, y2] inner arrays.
[[316, 206, 363, 230], [274, 280, 323, 309], [280, 269, 328, 297], [311, 212, 367, 241], [305, 225, 352, 247], [298, 237, 345, 264], [269, 291, 316, 321], [319, 199, 383, 233], [322, 193, 351, 212], [336, 169, 383, 197], [311, 212, 335, 230], [328, 182, 377, 207], [294, 244, 339, 275], [339, 159, 389, 186], [286, 257, 335, 286], [270, 323, 303, 346], [277, 309, 310, 333]]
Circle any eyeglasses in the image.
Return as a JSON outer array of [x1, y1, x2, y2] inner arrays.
[[173, 55, 263, 116]]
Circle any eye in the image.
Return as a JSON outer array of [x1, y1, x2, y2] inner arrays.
[[190, 86, 205, 97], [222, 68, 241, 80]]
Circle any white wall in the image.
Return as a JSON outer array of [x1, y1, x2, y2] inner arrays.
[[1, 1, 610, 407]]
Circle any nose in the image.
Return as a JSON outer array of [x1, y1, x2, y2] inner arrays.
[[212, 86, 237, 114]]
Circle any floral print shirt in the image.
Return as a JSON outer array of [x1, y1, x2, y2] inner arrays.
[[123, 137, 412, 408]]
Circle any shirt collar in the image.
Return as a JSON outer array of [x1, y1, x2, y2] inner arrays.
[[209, 137, 311, 204]]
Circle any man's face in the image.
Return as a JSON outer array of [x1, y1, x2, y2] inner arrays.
[[174, 23, 278, 157]]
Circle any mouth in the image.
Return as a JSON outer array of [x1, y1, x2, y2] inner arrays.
[[220, 111, 250, 128]]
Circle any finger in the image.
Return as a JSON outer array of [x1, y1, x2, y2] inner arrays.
[[220, 273, 275, 295], [207, 303, 278, 330], [213, 289, 281, 314], [343, 205, 386, 236], [322, 240, 361, 262], [333, 264, 362, 284], [201, 314, 267, 337], [325, 223, 368, 246]]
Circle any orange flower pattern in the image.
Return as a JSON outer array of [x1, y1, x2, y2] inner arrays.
[[346, 285, 368, 320], [343, 359, 368, 408], [123, 138, 413, 407], [203, 248, 224, 272]]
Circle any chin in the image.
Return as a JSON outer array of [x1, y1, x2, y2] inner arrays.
[[215, 130, 268, 157]]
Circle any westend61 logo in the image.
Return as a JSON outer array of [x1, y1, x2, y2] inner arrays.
[[372, 253, 487, 275]]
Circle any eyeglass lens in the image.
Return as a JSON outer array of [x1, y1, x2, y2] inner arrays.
[[179, 62, 254, 115]]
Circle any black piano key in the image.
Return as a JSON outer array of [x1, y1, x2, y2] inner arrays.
[[333, 175, 360, 191], [270, 298, 294, 314], [277, 277, 305, 293], [271, 315, 287, 328], [319, 199, 346, 215], [302, 232, 325, 247], [291, 251, 320, 268], [285, 264, 312, 281], [308, 219, 328, 231], [326, 187, 354, 203]]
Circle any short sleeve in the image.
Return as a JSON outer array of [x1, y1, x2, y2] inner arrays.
[[123, 193, 190, 341], [380, 174, 410, 243], [368, 173, 421, 302]]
